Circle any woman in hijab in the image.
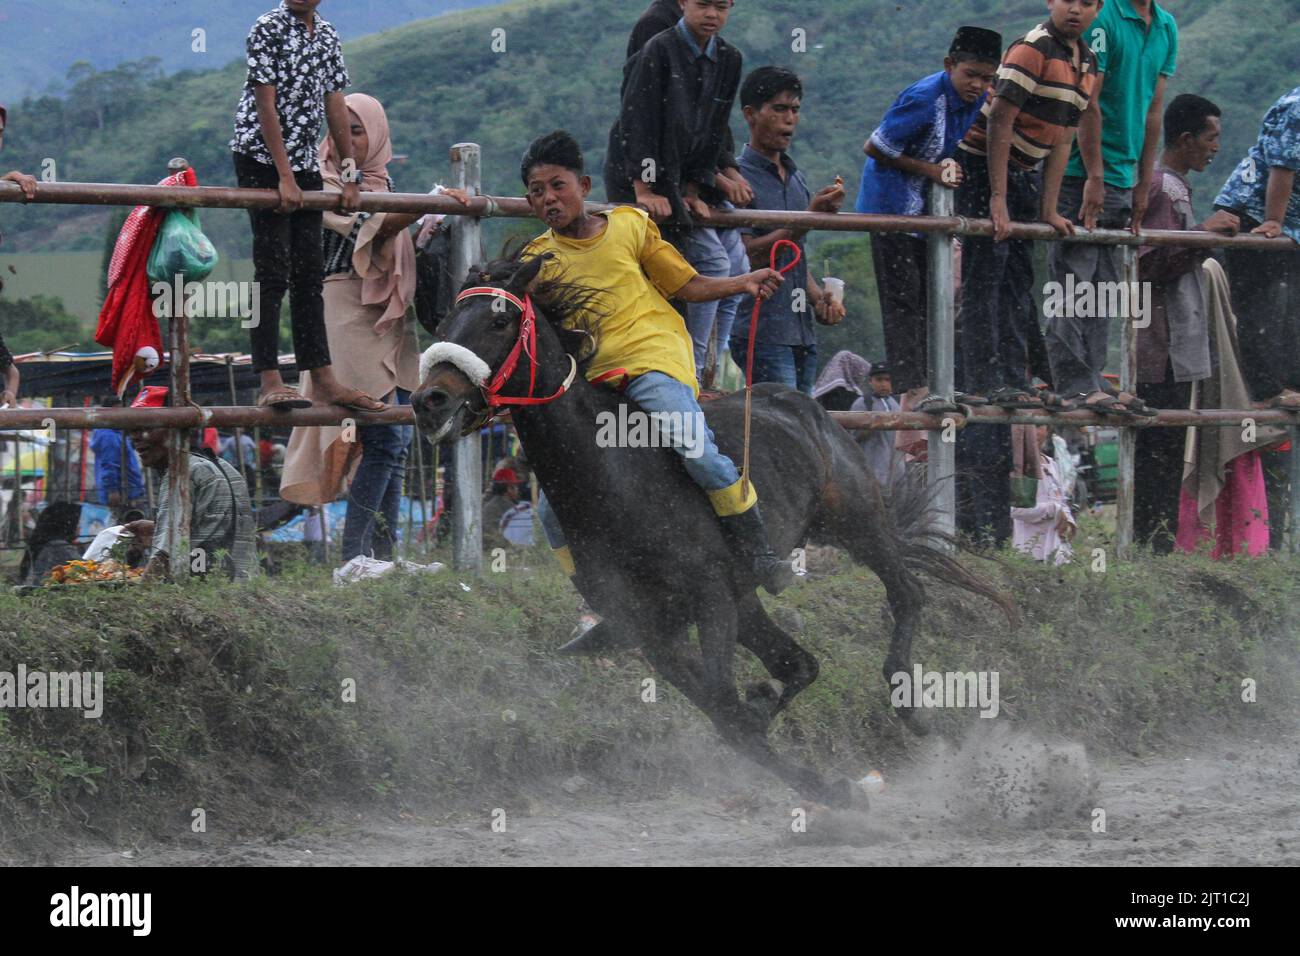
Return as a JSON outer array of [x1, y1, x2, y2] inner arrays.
[[19, 502, 83, 585], [1010, 425, 1075, 566], [280, 93, 468, 562], [811, 351, 871, 412]]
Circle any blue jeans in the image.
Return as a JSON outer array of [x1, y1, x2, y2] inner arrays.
[[341, 388, 414, 560], [538, 371, 743, 549], [729, 339, 818, 395], [684, 221, 746, 383]]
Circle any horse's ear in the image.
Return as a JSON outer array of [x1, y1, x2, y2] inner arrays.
[[460, 263, 492, 289], [555, 327, 592, 360], [509, 253, 551, 294]]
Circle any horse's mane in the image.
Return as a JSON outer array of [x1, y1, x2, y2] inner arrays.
[[475, 239, 608, 368]]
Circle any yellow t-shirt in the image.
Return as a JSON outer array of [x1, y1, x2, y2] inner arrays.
[[525, 206, 699, 394]]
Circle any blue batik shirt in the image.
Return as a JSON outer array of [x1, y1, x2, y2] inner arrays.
[[1215, 86, 1300, 243], [855, 70, 986, 217]]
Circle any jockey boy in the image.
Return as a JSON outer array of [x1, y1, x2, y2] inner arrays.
[[521, 130, 795, 597]]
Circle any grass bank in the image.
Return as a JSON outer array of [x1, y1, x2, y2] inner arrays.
[[1, 541, 1296, 854]]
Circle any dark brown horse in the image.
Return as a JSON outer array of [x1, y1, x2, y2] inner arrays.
[[414, 250, 1016, 806]]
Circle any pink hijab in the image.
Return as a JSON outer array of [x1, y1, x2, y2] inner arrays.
[[318, 93, 416, 334]]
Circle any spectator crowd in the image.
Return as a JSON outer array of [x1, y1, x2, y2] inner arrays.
[[3, 0, 1299, 583]]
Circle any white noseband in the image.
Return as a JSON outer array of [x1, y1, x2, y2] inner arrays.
[[419, 341, 492, 387]]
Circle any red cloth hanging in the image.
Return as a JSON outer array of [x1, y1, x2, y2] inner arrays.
[[95, 167, 198, 396]]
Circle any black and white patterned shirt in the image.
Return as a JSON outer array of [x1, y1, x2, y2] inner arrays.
[[229, 2, 350, 172]]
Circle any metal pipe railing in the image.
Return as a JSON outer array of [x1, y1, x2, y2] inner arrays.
[[5, 157, 1300, 566], [3, 403, 1291, 432], [5, 179, 1298, 250]]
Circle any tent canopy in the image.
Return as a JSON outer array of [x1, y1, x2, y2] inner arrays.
[[13, 351, 300, 403]]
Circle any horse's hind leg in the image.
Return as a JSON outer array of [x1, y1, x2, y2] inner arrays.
[[735, 593, 819, 719], [826, 489, 928, 732]]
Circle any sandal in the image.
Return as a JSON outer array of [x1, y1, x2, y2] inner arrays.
[[1103, 387, 1158, 418], [1078, 392, 1135, 420], [1039, 389, 1075, 412], [987, 386, 1044, 410], [914, 394, 963, 415], [258, 387, 311, 410], [330, 390, 387, 413], [955, 391, 990, 406]]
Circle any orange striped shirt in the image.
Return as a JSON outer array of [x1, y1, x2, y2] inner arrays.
[[960, 21, 1098, 170]]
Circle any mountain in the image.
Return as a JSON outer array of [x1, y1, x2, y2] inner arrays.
[[3, 0, 1299, 360], [0, 0, 498, 97]]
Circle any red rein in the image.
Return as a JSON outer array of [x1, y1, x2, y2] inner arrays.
[[744, 238, 803, 389]]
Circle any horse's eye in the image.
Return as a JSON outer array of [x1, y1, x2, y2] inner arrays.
[[492, 315, 510, 330]]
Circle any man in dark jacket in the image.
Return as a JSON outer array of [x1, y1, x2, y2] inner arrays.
[[605, 1, 748, 238], [606, 0, 754, 385], [627, 0, 682, 58]]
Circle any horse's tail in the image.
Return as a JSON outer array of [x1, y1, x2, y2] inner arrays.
[[886, 465, 1021, 627]]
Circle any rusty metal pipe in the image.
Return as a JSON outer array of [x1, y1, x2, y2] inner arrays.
[[3, 405, 1296, 432], [4, 180, 1297, 251], [830, 406, 1300, 430]]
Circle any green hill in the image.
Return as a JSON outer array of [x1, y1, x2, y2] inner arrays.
[[0, 0, 498, 97], [3, 0, 1299, 360]]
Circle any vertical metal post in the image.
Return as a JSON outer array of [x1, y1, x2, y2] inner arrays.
[[79, 407, 89, 499], [412, 426, 429, 562], [226, 357, 250, 492], [926, 182, 957, 540], [164, 157, 193, 579], [10, 432, 21, 543], [253, 426, 264, 509], [402, 451, 415, 560], [449, 142, 483, 571], [62, 426, 72, 502], [1115, 245, 1138, 558], [118, 423, 128, 508]]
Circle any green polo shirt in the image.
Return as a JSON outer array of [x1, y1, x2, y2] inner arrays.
[[1066, 0, 1178, 189]]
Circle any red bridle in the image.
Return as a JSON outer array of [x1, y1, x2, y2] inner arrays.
[[454, 286, 577, 417]]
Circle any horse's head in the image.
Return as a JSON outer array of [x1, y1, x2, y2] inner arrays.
[[412, 250, 598, 442]]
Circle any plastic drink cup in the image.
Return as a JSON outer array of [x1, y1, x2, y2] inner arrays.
[[822, 277, 845, 305]]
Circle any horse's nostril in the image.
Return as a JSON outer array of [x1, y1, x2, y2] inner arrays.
[[418, 389, 449, 411]]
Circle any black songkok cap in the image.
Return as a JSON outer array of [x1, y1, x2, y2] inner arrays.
[[949, 26, 1003, 62]]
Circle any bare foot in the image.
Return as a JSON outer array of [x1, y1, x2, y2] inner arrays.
[[1253, 389, 1300, 410], [309, 380, 386, 411]]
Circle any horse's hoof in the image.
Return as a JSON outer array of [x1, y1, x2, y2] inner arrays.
[[744, 678, 785, 716], [761, 560, 798, 596], [897, 707, 931, 737], [824, 777, 867, 811], [556, 620, 633, 656]]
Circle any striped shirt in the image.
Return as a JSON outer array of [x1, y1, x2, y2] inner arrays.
[[153, 453, 257, 581], [960, 21, 1097, 170], [322, 176, 395, 277]]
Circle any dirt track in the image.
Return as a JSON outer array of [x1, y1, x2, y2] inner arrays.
[[52, 729, 1299, 866]]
